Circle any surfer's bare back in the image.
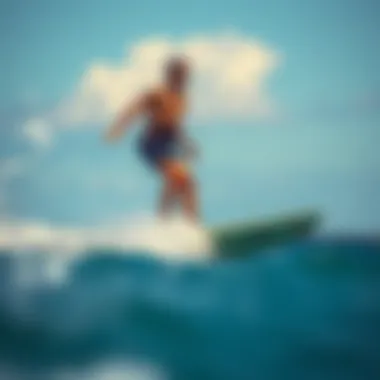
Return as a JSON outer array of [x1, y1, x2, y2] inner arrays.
[[105, 56, 199, 221]]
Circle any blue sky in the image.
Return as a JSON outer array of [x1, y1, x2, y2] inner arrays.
[[1, 0, 379, 232]]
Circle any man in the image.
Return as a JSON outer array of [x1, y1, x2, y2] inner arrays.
[[105, 56, 199, 221]]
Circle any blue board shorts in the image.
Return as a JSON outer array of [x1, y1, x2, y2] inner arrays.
[[139, 127, 181, 168]]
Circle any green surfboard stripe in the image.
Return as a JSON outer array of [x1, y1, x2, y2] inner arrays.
[[210, 210, 321, 258]]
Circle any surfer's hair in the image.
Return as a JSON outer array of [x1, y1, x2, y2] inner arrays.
[[165, 56, 190, 78]]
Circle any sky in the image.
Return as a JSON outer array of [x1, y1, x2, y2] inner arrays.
[[0, 0, 379, 234]]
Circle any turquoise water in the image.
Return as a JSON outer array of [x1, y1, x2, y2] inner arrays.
[[0, 237, 379, 379]]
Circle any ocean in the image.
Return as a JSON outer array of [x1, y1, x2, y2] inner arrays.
[[0, 229, 379, 380]]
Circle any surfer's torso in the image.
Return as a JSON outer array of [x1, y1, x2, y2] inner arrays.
[[139, 87, 187, 167], [145, 87, 186, 131]]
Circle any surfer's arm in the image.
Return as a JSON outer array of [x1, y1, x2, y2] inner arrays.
[[105, 95, 147, 142]]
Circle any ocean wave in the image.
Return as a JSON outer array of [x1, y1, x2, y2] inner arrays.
[[0, 215, 213, 288], [0, 237, 379, 379]]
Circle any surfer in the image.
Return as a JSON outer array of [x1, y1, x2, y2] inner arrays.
[[105, 56, 199, 221]]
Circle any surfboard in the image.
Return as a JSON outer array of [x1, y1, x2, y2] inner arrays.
[[210, 210, 321, 258]]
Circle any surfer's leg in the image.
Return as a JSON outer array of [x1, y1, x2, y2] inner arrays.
[[181, 174, 198, 221], [139, 134, 177, 217], [159, 160, 198, 221], [158, 179, 177, 218], [140, 132, 198, 220]]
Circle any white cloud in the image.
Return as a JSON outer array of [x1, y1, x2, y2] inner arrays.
[[24, 32, 280, 145], [23, 117, 52, 147]]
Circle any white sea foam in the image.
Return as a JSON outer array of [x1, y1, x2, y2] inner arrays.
[[54, 360, 169, 380], [0, 360, 169, 380], [0, 214, 212, 258], [0, 214, 213, 289]]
